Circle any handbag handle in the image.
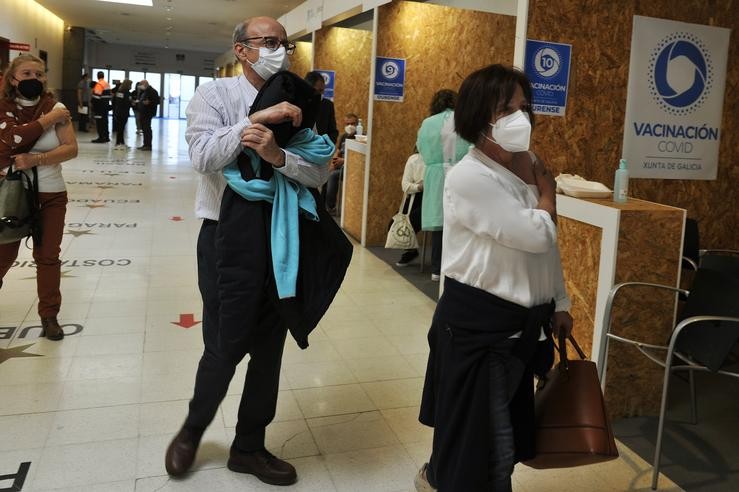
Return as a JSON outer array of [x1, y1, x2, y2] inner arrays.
[[397, 192, 415, 216], [555, 333, 588, 372]]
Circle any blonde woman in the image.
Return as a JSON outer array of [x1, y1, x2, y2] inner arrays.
[[0, 54, 78, 340]]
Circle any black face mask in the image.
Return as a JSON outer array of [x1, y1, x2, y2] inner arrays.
[[16, 78, 44, 99]]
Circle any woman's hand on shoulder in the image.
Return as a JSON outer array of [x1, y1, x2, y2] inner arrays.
[[532, 155, 556, 197]]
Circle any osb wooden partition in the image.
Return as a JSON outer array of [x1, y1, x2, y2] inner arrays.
[[288, 41, 313, 80], [313, 27, 373, 136], [558, 218, 601, 359], [344, 148, 366, 241], [527, 0, 739, 249], [560, 198, 685, 418], [605, 205, 684, 417], [366, 1, 515, 245]]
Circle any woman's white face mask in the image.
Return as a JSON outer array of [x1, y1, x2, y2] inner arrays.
[[481, 110, 531, 152], [245, 46, 290, 80]]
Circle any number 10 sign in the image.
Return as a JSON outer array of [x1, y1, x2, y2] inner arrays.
[[374, 57, 406, 102]]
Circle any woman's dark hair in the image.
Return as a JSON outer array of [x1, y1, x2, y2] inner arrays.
[[454, 64, 534, 144], [429, 89, 456, 116]]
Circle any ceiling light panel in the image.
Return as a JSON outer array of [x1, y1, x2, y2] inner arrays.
[[99, 0, 153, 6]]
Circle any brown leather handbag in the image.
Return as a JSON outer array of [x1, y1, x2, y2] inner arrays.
[[523, 334, 619, 468]]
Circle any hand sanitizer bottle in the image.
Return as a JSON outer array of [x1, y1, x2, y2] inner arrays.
[[613, 158, 629, 203], [356, 119, 364, 136]]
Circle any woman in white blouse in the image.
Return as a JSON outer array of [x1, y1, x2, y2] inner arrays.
[[0, 54, 77, 341], [416, 65, 573, 492]]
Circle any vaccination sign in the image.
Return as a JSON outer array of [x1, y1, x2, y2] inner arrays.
[[623, 16, 729, 180], [374, 57, 405, 102], [524, 40, 572, 116], [316, 70, 335, 101]]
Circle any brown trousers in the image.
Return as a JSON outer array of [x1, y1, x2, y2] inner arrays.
[[0, 191, 68, 317]]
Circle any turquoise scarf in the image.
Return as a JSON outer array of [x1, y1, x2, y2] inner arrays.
[[223, 128, 335, 299]]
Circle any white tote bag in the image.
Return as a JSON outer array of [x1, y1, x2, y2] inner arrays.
[[385, 193, 418, 250]]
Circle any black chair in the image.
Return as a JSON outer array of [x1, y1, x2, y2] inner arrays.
[[600, 267, 739, 490], [682, 217, 739, 271]]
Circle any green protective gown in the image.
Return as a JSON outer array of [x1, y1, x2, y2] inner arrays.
[[416, 109, 470, 231]]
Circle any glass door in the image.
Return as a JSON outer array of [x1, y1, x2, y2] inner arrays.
[[163, 73, 181, 119], [179, 75, 196, 119]]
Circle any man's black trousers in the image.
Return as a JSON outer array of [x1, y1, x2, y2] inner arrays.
[[184, 216, 288, 452]]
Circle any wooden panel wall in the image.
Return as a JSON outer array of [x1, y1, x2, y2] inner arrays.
[[367, 1, 516, 245], [527, 0, 738, 249], [289, 41, 313, 80], [313, 27, 373, 137], [344, 148, 366, 241]]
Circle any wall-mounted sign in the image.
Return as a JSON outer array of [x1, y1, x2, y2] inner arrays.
[[374, 57, 405, 103], [524, 39, 572, 117], [9, 42, 31, 51], [316, 70, 335, 101], [132, 50, 158, 68], [623, 15, 729, 180]]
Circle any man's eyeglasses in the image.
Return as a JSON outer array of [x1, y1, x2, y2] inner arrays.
[[239, 36, 296, 55]]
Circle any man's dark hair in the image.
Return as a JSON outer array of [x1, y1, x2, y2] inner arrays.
[[429, 89, 457, 116], [97, 71, 104, 79], [304, 71, 324, 87], [81, 73, 88, 80], [454, 64, 534, 144]]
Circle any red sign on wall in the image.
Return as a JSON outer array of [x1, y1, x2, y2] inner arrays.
[[9, 43, 31, 51]]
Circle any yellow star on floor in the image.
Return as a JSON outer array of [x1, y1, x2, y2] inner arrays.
[[0, 344, 43, 364], [66, 229, 94, 237]]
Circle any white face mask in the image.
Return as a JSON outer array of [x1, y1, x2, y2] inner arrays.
[[344, 125, 356, 135], [246, 46, 290, 80], [482, 109, 531, 152]]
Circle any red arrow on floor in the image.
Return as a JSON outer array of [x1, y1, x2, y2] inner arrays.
[[170, 216, 183, 222], [171, 313, 201, 329]]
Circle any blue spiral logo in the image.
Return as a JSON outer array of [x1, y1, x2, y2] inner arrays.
[[649, 33, 712, 116], [381, 61, 400, 80]]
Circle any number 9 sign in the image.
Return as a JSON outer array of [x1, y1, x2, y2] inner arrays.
[[382, 61, 400, 80]]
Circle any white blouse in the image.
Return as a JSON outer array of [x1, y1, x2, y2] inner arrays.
[[442, 147, 571, 312], [16, 99, 66, 193]]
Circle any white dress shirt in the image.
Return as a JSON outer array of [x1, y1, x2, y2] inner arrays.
[[185, 75, 330, 220], [442, 147, 571, 312]]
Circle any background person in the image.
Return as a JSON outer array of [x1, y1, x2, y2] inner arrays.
[[76, 73, 90, 132], [416, 64, 572, 492], [112, 79, 132, 149], [323, 112, 358, 215], [395, 149, 424, 267], [90, 71, 111, 143], [136, 79, 159, 151], [0, 54, 78, 340], [416, 89, 469, 281], [131, 81, 143, 134], [305, 70, 338, 144]]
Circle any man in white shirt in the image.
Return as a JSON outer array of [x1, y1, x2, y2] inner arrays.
[[164, 16, 328, 486]]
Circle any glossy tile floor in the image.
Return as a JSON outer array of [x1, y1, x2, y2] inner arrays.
[[0, 119, 682, 491]]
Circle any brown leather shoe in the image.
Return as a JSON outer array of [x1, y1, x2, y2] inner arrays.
[[227, 448, 297, 486], [41, 317, 64, 341], [165, 428, 200, 476]]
